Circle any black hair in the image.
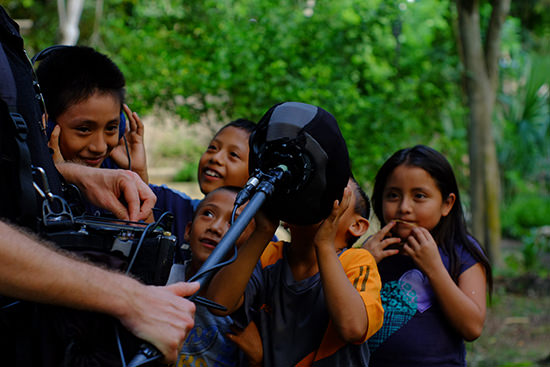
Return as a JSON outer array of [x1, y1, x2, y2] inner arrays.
[[350, 176, 370, 220], [192, 185, 242, 221], [215, 118, 256, 137], [371, 145, 492, 292], [36, 46, 125, 121]]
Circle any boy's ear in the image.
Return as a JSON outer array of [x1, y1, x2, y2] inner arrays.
[[348, 216, 370, 239], [184, 222, 192, 243]]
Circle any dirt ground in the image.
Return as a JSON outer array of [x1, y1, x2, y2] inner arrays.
[[466, 239, 550, 366], [467, 292, 550, 366]]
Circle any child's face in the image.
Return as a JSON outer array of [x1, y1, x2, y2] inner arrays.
[[56, 91, 121, 168], [185, 189, 254, 267], [382, 164, 454, 239], [198, 126, 250, 195]]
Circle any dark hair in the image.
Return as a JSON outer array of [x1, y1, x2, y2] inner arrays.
[[36, 46, 125, 120], [371, 145, 492, 292], [216, 118, 256, 137], [346, 176, 371, 247], [193, 185, 242, 221], [350, 176, 370, 220]]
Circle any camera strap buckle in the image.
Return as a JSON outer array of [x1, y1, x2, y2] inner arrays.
[[32, 166, 74, 227]]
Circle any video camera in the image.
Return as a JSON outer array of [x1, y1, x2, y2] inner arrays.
[[34, 166, 177, 286]]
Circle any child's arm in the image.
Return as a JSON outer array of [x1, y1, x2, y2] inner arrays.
[[403, 226, 487, 341], [226, 321, 263, 367], [205, 210, 278, 315], [314, 189, 369, 343], [110, 104, 149, 183]]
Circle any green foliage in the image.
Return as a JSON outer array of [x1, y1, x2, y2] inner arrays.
[[95, 0, 467, 187], [501, 194, 550, 238], [156, 136, 203, 159], [503, 227, 550, 276], [496, 18, 550, 203], [174, 161, 198, 183], [5, 0, 469, 187]]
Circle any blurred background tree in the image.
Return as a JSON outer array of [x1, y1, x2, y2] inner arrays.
[[2, 0, 548, 270]]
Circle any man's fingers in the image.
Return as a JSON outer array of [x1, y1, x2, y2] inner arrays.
[[108, 198, 130, 221], [119, 175, 140, 221], [168, 281, 201, 298], [137, 184, 157, 221]]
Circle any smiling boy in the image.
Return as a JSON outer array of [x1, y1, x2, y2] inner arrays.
[[166, 186, 256, 366], [36, 46, 128, 169]]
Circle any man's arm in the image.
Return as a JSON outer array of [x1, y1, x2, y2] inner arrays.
[[0, 220, 198, 362], [56, 163, 156, 221]]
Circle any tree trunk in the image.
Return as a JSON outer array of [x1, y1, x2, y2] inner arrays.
[[457, 0, 510, 267], [90, 0, 104, 47], [57, 0, 85, 45]]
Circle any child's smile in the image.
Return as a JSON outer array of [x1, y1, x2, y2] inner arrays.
[[55, 92, 121, 168]]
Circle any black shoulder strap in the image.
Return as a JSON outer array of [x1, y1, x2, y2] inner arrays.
[[0, 35, 37, 225], [0, 6, 69, 229]]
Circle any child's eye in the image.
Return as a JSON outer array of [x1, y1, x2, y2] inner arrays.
[[229, 151, 240, 159], [75, 126, 91, 134], [414, 192, 427, 199], [206, 144, 218, 152], [385, 191, 399, 200], [106, 124, 119, 134], [201, 209, 214, 218]]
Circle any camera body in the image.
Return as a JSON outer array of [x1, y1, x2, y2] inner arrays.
[[43, 215, 177, 286]]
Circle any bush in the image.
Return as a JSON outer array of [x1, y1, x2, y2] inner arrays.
[[173, 161, 198, 182], [501, 194, 550, 238]]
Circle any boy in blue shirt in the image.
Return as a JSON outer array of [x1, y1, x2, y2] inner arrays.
[[167, 186, 257, 366]]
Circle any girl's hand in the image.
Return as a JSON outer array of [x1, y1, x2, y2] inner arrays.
[[110, 104, 149, 183], [402, 226, 445, 274], [48, 124, 66, 164], [361, 221, 401, 263], [313, 187, 351, 251]]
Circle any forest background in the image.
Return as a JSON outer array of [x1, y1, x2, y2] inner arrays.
[[2, 0, 550, 365]]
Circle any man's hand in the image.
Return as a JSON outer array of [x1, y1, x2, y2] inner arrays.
[[57, 164, 156, 221], [117, 281, 200, 363]]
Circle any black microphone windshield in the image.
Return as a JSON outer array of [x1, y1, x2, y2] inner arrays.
[[249, 102, 350, 225]]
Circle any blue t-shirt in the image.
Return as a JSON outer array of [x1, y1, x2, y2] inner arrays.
[[167, 262, 238, 367], [368, 239, 480, 367]]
